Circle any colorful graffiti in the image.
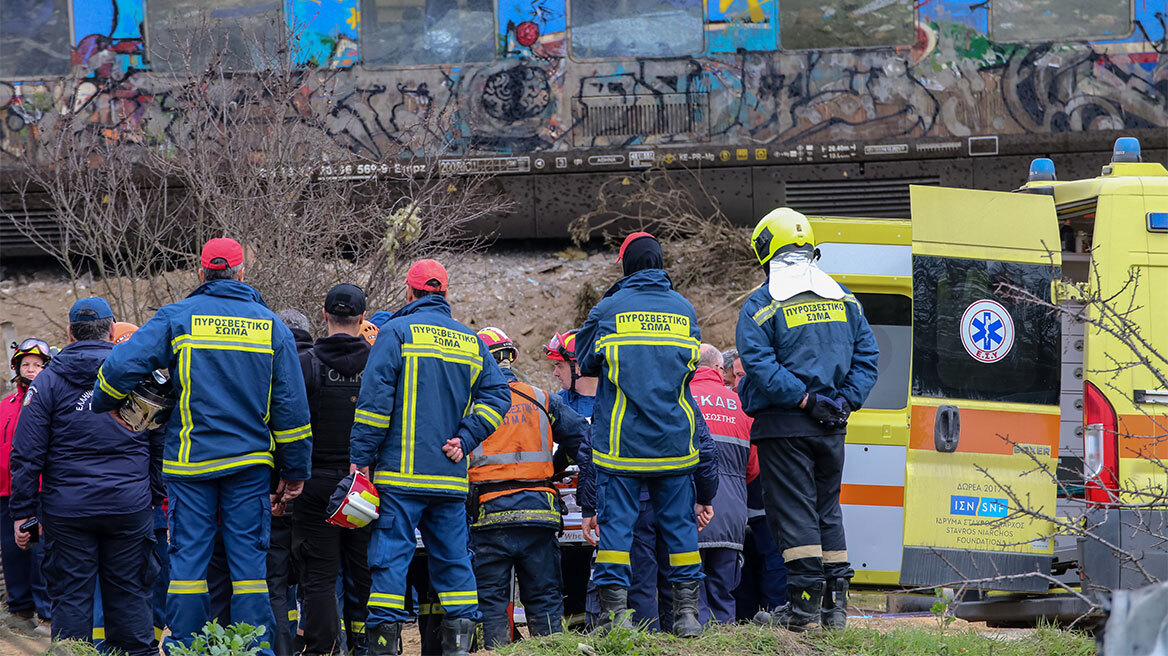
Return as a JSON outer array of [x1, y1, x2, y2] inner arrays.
[[0, 0, 1165, 162]]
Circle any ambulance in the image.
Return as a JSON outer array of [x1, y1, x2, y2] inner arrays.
[[821, 137, 1168, 623]]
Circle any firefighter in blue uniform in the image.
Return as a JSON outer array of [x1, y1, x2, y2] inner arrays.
[[92, 238, 313, 654], [349, 260, 511, 656], [575, 232, 712, 638], [735, 208, 879, 631]]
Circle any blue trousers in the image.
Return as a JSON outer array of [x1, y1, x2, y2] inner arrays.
[[0, 495, 50, 619], [153, 506, 170, 643], [471, 526, 563, 646], [367, 492, 477, 625], [628, 499, 672, 631], [594, 473, 701, 589], [698, 548, 740, 625], [41, 509, 156, 656], [733, 514, 787, 620], [165, 466, 276, 655]]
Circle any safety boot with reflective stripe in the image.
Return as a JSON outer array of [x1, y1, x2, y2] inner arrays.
[[440, 617, 474, 656], [368, 622, 401, 656], [671, 580, 702, 637], [754, 581, 825, 632], [821, 578, 849, 630], [594, 585, 634, 633]]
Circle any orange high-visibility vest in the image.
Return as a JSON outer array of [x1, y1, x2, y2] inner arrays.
[[468, 381, 554, 503]]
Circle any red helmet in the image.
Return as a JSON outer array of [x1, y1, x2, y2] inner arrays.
[[326, 471, 381, 529], [543, 330, 578, 362], [10, 337, 52, 372], [477, 327, 518, 363], [112, 322, 139, 344]]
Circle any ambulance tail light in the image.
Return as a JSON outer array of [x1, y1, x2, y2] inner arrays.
[[1083, 381, 1119, 505]]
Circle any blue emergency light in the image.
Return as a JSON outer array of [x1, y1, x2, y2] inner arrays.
[[1112, 137, 1142, 163], [1149, 212, 1168, 233], [1028, 158, 1056, 182]]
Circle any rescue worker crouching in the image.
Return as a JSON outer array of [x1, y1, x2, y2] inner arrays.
[[349, 260, 511, 656], [92, 238, 313, 655], [469, 327, 587, 648], [735, 209, 879, 631], [293, 284, 374, 656], [575, 232, 716, 638]]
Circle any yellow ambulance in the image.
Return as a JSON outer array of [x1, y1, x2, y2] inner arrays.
[[819, 137, 1168, 622]]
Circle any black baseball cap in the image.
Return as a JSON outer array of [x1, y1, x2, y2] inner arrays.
[[324, 283, 366, 317]]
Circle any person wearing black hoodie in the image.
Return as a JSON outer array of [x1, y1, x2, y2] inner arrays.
[[10, 297, 163, 656], [293, 284, 374, 656]]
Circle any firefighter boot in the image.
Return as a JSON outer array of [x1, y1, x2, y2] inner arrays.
[[672, 580, 703, 637], [822, 578, 849, 630], [753, 581, 825, 632], [368, 622, 402, 656], [440, 617, 474, 656], [595, 585, 635, 632]]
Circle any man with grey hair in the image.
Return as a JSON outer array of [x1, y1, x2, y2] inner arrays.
[[690, 343, 751, 624], [721, 349, 746, 390], [276, 309, 313, 356]]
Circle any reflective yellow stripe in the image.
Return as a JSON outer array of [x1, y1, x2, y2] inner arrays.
[[168, 579, 209, 594], [608, 344, 624, 456], [172, 333, 274, 354], [96, 369, 128, 400], [823, 550, 849, 563], [472, 403, 502, 429], [93, 628, 105, 640], [232, 580, 268, 595], [288, 609, 300, 621], [178, 347, 193, 462], [437, 590, 477, 606], [163, 451, 274, 476], [155, 627, 164, 641], [403, 356, 418, 474], [401, 344, 483, 370], [355, 409, 391, 428], [592, 448, 700, 472], [669, 551, 701, 567], [418, 603, 446, 615], [349, 621, 366, 634], [273, 423, 311, 443], [783, 545, 823, 561], [373, 470, 468, 493], [597, 550, 631, 565], [368, 593, 405, 609]]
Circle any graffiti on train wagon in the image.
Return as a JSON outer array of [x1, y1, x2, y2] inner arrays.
[[0, 0, 1165, 160]]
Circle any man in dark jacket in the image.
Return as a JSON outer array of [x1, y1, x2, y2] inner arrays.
[[10, 297, 163, 655], [294, 284, 374, 656], [736, 208, 879, 631], [575, 232, 713, 637]]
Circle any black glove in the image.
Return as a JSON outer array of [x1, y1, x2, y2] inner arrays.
[[833, 397, 853, 429], [804, 393, 848, 427]]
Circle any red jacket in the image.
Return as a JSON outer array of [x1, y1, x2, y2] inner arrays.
[[691, 367, 753, 549], [1, 386, 27, 497]]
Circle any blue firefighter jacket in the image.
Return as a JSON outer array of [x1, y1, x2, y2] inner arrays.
[[11, 340, 164, 519], [349, 295, 511, 498], [576, 268, 702, 475], [91, 280, 313, 480], [735, 283, 880, 439]]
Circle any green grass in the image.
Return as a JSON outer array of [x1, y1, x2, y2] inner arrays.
[[497, 623, 1096, 656]]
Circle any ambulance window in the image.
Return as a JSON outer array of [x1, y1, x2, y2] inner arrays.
[[911, 257, 1060, 405], [854, 293, 911, 410]]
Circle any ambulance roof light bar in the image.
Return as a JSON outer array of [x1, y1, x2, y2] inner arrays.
[[1028, 158, 1056, 182], [1112, 137, 1142, 163]]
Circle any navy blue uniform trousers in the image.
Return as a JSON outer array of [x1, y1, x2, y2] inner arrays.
[[594, 472, 701, 589], [471, 526, 563, 646], [165, 466, 277, 655], [0, 496, 50, 619], [42, 509, 156, 656]]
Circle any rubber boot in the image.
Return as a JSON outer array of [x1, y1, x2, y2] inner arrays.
[[821, 578, 849, 630], [671, 581, 702, 638], [440, 617, 474, 656], [753, 581, 825, 632], [368, 622, 402, 656], [595, 585, 634, 632]]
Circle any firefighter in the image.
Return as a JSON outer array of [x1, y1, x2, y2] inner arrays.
[[544, 330, 596, 419], [469, 327, 587, 648], [92, 238, 313, 654], [736, 208, 879, 631], [349, 259, 510, 656], [575, 232, 713, 637], [294, 284, 373, 656]]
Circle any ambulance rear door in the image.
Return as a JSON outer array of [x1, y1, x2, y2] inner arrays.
[[814, 217, 912, 587], [903, 185, 1061, 592]]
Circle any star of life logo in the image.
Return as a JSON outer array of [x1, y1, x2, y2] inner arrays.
[[960, 299, 1015, 363]]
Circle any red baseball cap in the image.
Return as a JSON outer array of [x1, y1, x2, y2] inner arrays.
[[615, 231, 656, 262], [406, 259, 448, 292], [201, 237, 244, 270]]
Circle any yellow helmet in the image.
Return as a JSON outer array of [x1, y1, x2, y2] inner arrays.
[[751, 207, 815, 266]]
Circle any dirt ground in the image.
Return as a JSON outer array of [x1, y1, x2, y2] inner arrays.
[[0, 245, 749, 395]]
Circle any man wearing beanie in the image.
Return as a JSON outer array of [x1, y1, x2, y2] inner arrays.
[[575, 233, 715, 637]]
